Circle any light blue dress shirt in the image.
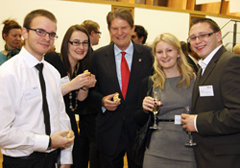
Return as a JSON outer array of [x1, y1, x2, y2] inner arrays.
[[114, 41, 134, 90]]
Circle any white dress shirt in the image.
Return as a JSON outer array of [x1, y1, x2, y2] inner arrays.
[[0, 47, 72, 164], [198, 45, 222, 75]]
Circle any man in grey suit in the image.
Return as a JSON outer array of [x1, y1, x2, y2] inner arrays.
[[89, 8, 153, 168], [181, 18, 240, 168]]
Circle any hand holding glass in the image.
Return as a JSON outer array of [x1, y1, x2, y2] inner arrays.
[[184, 106, 197, 147], [149, 90, 161, 130]]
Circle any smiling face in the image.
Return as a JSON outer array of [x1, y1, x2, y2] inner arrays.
[[189, 22, 222, 60], [22, 16, 56, 61], [68, 30, 89, 66], [109, 17, 134, 51], [4, 28, 22, 49], [155, 40, 180, 73]]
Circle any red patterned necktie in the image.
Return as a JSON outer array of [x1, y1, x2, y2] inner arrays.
[[121, 52, 130, 99]]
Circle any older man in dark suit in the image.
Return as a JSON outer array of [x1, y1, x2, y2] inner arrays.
[[181, 18, 240, 168], [89, 8, 153, 168]]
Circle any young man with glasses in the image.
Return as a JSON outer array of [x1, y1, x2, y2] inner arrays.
[[181, 18, 240, 168], [81, 20, 101, 47], [0, 9, 74, 168]]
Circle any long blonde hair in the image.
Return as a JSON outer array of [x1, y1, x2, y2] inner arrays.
[[151, 33, 194, 90]]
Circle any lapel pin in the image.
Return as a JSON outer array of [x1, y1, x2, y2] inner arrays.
[[139, 58, 142, 62]]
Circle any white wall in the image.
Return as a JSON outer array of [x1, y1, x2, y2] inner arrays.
[[207, 15, 240, 51], [0, 0, 111, 52], [0, 0, 239, 52], [134, 8, 189, 46]]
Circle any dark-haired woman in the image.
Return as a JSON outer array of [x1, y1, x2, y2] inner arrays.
[[45, 24, 96, 168]]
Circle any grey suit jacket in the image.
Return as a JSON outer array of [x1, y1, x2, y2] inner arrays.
[[89, 42, 153, 156], [192, 46, 240, 168]]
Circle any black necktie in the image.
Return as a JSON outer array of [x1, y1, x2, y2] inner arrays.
[[35, 63, 51, 135]]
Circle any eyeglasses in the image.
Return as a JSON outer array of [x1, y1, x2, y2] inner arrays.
[[95, 31, 102, 35], [187, 32, 216, 43], [68, 40, 89, 47], [131, 35, 136, 38], [27, 28, 58, 39]]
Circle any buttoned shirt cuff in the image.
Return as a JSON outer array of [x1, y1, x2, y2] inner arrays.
[[194, 115, 199, 132], [60, 145, 73, 164], [101, 106, 106, 113], [33, 134, 49, 152]]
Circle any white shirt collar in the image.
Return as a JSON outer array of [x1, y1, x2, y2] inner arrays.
[[114, 41, 133, 56], [198, 45, 222, 70], [21, 46, 44, 69]]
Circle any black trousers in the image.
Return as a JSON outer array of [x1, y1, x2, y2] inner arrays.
[[3, 150, 59, 168], [99, 123, 142, 168], [78, 114, 101, 168], [67, 109, 81, 168]]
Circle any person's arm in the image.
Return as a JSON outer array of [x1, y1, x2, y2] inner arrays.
[[56, 76, 74, 165], [0, 70, 49, 152], [134, 77, 152, 127], [102, 93, 120, 111], [181, 114, 197, 132], [183, 55, 240, 135], [44, 52, 89, 99], [77, 73, 97, 101], [197, 56, 240, 135], [88, 51, 105, 109], [77, 87, 89, 101], [61, 73, 90, 96]]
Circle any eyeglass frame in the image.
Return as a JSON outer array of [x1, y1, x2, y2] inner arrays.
[[131, 35, 137, 39], [68, 40, 89, 47], [187, 31, 217, 43], [94, 31, 102, 35], [26, 28, 58, 39]]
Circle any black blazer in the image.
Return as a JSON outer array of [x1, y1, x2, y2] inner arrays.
[[192, 46, 240, 168], [186, 55, 198, 73], [89, 42, 153, 155]]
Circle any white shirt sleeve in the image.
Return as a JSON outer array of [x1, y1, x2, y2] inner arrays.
[[0, 70, 49, 153], [194, 115, 199, 132], [56, 80, 73, 164]]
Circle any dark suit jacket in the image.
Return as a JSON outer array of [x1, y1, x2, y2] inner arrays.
[[89, 42, 153, 156], [186, 55, 198, 73], [192, 46, 240, 168]]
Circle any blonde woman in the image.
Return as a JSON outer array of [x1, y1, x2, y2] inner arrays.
[[135, 33, 196, 168]]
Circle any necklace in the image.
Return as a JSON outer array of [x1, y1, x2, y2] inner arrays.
[[69, 63, 79, 112]]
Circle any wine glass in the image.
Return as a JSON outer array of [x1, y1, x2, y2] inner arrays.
[[149, 90, 161, 130], [184, 106, 197, 147]]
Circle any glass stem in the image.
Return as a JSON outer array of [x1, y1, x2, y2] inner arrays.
[[188, 131, 192, 142], [154, 113, 157, 126]]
